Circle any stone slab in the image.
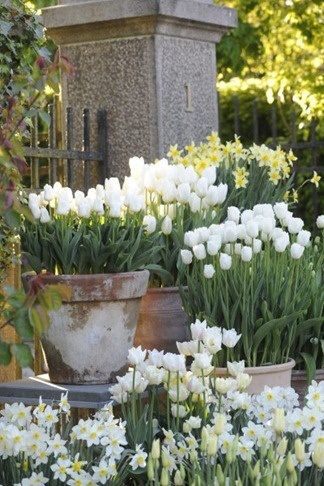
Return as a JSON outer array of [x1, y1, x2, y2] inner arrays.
[[0, 375, 111, 409], [44, 0, 237, 33]]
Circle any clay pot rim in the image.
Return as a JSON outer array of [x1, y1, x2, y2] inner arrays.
[[22, 270, 150, 302], [147, 285, 188, 294], [214, 358, 296, 376]]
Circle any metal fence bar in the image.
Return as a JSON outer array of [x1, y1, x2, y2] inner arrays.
[[30, 114, 39, 189], [290, 111, 297, 144], [66, 107, 74, 188], [83, 109, 91, 191], [97, 109, 109, 180], [48, 102, 57, 184], [24, 147, 101, 161]]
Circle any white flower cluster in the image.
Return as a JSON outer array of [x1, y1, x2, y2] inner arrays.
[[109, 320, 242, 405], [181, 202, 322, 271], [1, 336, 323, 485], [27, 156, 229, 225]]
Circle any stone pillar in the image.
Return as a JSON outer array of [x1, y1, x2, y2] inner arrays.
[[43, 0, 237, 181]]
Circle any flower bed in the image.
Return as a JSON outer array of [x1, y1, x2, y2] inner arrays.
[[1, 336, 323, 485]]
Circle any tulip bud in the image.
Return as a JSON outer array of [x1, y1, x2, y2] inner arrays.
[[200, 427, 209, 453], [214, 414, 226, 436], [216, 464, 225, 485], [161, 216, 172, 235], [151, 438, 160, 460], [286, 452, 295, 474], [174, 470, 184, 485], [147, 456, 155, 481], [272, 408, 285, 434], [294, 438, 305, 463], [277, 437, 288, 456], [160, 467, 169, 486], [207, 435, 218, 456], [180, 464, 186, 480], [313, 441, 324, 469]]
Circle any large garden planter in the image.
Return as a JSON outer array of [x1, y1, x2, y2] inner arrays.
[[22, 271, 149, 385], [291, 369, 324, 401], [134, 286, 189, 353], [214, 359, 295, 394]]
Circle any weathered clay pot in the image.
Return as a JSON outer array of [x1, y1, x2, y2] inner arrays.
[[291, 369, 324, 401], [214, 359, 295, 395], [22, 271, 149, 385], [134, 286, 189, 353]]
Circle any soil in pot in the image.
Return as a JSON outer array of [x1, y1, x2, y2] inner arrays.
[[134, 286, 190, 353]]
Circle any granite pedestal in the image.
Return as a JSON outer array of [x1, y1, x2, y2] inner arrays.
[[0, 374, 111, 409], [42, 0, 237, 184]]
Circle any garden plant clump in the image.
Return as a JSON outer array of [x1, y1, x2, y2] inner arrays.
[[0, 332, 323, 485], [180, 202, 324, 371]]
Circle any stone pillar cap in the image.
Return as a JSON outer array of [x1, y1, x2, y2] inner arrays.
[[43, 0, 237, 36]]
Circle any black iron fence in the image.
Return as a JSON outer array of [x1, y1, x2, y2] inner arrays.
[[23, 98, 108, 192]]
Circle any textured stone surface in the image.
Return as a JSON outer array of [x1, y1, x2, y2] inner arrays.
[[43, 0, 237, 183], [155, 35, 218, 154], [61, 37, 157, 180], [0, 374, 111, 408]]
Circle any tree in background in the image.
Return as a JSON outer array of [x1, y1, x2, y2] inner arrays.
[[216, 0, 323, 139]]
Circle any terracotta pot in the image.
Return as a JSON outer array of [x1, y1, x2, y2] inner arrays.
[[214, 359, 295, 394], [134, 286, 190, 353], [22, 271, 149, 385], [291, 369, 324, 401]]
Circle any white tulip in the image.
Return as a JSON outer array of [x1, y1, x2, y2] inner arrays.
[[105, 177, 121, 193], [61, 187, 73, 202], [43, 184, 55, 202], [281, 211, 293, 227], [290, 243, 304, 259], [234, 243, 242, 255], [96, 184, 105, 198], [128, 346, 146, 366], [195, 177, 209, 197], [75, 190, 85, 202], [190, 319, 207, 341], [40, 207, 51, 223], [29, 203, 41, 219], [252, 238, 262, 254], [53, 181, 62, 196], [193, 353, 212, 370], [92, 197, 104, 214], [271, 227, 286, 241], [202, 166, 217, 185], [203, 327, 222, 354], [241, 246, 252, 262], [171, 404, 187, 418], [187, 376, 205, 394], [176, 340, 199, 356], [288, 217, 304, 234], [237, 223, 247, 240], [259, 217, 276, 234], [161, 181, 177, 203], [224, 243, 231, 255], [217, 183, 228, 204], [246, 220, 259, 238], [224, 225, 238, 243], [227, 360, 245, 377], [207, 236, 222, 255], [189, 193, 201, 213], [198, 227, 210, 243], [129, 156, 145, 177], [180, 249, 193, 265], [205, 185, 219, 205], [241, 209, 254, 224], [274, 235, 289, 253], [77, 198, 91, 218], [161, 216, 172, 235], [236, 373, 252, 391], [109, 203, 122, 218], [219, 253, 232, 270], [227, 206, 240, 224], [297, 230, 311, 247], [128, 194, 145, 212], [177, 183, 191, 203], [274, 202, 288, 219], [193, 244, 206, 260], [184, 166, 199, 185], [222, 329, 241, 348], [184, 230, 199, 247], [203, 264, 215, 279], [147, 349, 164, 367], [57, 197, 71, 216], [162, 353, 186, 373], [143, 215, 157, 234], [316, 215, 324, 229], [28, 193, 38, 207]]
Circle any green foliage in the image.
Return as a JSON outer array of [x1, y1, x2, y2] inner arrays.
[[0, 283, 71, 367], [21, 216, 162, 275], [216, 0, 324, 124]]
